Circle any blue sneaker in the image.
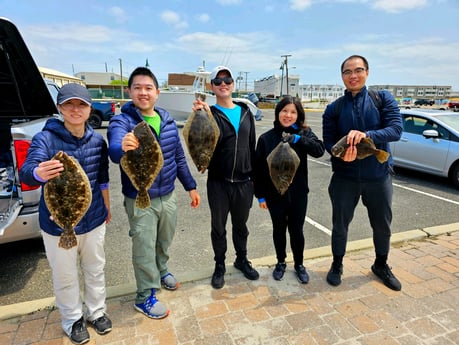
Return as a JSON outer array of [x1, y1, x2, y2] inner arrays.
[[134, 290, 169, 319]]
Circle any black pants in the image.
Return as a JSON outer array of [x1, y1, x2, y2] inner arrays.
[[328, 174, 393, 258], [268, 196, 307, 266], [207, 178, 254, 264]]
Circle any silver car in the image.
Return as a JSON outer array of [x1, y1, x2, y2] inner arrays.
[[0, 18, 58, 244], [390, 109, 459, 188]]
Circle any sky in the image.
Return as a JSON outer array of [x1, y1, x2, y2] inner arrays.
[[2, 0, 459, 90]]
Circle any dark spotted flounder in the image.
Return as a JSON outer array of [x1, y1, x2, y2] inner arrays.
[[44, 151, 92, 249], [121, 121, 164, 209], [183, 93, 220, 173], [267, 139, 300, 195], [331, 135, 390, 163]]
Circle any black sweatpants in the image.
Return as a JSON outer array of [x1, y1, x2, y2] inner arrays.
[[207, 178, 254, 264]]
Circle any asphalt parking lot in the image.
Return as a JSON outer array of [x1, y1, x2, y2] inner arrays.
[[1, 109, 458, 306]]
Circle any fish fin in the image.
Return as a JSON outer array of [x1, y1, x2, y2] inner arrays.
[[136, 190, 151, 209], [58, 228, 77, 249], [375, 150, 390, 164]]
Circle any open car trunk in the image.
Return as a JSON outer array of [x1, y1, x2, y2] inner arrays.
[[0, 17, 58, 243]]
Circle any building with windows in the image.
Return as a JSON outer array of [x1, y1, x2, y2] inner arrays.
[[39, 67, 83, 87], [369, 84, 452, 103], [254, 74, 300, 98], [74, 71, 128, 99], [299, 84, 344, 102]]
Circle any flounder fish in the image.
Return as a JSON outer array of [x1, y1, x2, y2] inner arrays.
[[183, 93, 220, 173], [44, 151, 92, 249], [267, 137, 300, 195], [121, 121, 164, 209], [331, 135, 390, 164]]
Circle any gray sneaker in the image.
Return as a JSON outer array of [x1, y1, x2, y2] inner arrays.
[[161, 273, 180, 290], [134, 290, 170, 319]]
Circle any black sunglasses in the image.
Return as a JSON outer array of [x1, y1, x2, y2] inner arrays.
[[212, 77, 233, 86]]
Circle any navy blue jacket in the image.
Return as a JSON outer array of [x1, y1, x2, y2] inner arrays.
[[107, 101, 196, 199], [322, 87, 402, 181], [19, 118, 109, 236], [254, 123, 325, 203]]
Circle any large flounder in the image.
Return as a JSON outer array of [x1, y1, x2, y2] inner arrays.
[[121, 121, 164, 209], [267, 138, 300, 195], [183, 93, 220, 173], [331, 135, 390, 163], [44, 151, 92, 249]]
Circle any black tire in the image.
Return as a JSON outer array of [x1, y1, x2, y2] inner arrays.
[[89, 112, 102, 129], [451, 163, 459, 189]]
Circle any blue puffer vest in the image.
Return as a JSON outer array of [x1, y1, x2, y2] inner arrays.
[[19, 118, 109, 236]]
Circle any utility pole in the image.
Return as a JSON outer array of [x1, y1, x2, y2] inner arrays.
[[243, 71, 249, 92], [119, 58, 123, 100], [281, 54, 292, 96]]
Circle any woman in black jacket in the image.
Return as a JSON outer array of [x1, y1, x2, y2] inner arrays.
[[254, 95, 325, 283]]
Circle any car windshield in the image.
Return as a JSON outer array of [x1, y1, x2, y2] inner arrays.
[[435, 115, 459, 132]]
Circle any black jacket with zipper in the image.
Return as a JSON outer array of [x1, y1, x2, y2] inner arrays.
[[207, 101, 256, 182]]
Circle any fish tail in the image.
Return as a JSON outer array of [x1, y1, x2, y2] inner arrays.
[[136, 190, 151, 209], [375, 150, 390, 163], [58, 228, 77, 249]]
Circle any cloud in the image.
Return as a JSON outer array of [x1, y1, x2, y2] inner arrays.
[[197, 13, 210, 23], [372, 0, 428, 13], [109, 6, 127, 23], [160, 10, 188, 29], [289, 0, 313, 11]]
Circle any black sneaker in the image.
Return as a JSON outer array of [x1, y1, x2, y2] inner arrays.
[[234, 258, 260, 280], [211, 263, 226, 289], [326, 264, 343, 286], [273, 262, 286, 281], [70, 316, 89, 344], [371, 264, 402, 291], [295, 265, 309, 284], [88, 314, 112, 335]]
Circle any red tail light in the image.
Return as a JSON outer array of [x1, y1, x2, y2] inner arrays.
[[111, 102, 115, 113], [14, 140, 40, 191]]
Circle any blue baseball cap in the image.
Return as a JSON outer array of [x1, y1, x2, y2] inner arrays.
[[57, 83, 92, 105]]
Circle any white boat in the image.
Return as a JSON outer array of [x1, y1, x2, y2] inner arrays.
[[156, 68, 261, 122]]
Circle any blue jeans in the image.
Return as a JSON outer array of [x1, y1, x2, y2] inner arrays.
[[328, 174, 393, 258]]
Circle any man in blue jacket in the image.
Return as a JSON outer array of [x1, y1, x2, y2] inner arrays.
[[108, 67, 200, 319], [322, 55, 403, 291]]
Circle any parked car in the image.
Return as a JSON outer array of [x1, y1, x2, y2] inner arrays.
[[414, 99, 435, 106], [389, 109, 459, 188], [448, 99, 459, 112], [0, 17, 58, 244], [89, 100, 116, 129]]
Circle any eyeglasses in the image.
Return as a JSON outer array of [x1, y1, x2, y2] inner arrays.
[[342, 67, 367, 77], [211, 77, 234, 86], [60, 102, 90, 111]]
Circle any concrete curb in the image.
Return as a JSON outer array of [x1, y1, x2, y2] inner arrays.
[[1, 223, 458, 321]]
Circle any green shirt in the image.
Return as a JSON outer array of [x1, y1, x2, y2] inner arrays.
[[142, 112, 161, 136]]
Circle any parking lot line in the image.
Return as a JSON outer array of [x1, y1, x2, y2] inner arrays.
[[305, 216, 332, 236], [393, 183, 459, 205]]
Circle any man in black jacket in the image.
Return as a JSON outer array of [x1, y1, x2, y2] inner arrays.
[[194, 65, 259, 289]]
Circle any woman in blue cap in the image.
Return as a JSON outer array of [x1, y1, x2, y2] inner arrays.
[[20, 83, 112, 344]]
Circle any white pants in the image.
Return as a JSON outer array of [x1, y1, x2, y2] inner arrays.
[[42, 223, 107, 335]]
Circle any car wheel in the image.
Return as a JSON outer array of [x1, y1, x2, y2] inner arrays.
[[89, 113, 102, 129], [451, 163, 459, 189]]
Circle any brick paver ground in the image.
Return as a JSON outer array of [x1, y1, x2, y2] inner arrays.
[[1, 231, 458, 345]]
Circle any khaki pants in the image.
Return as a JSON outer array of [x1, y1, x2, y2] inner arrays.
[[124, 191, 177, 304]]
